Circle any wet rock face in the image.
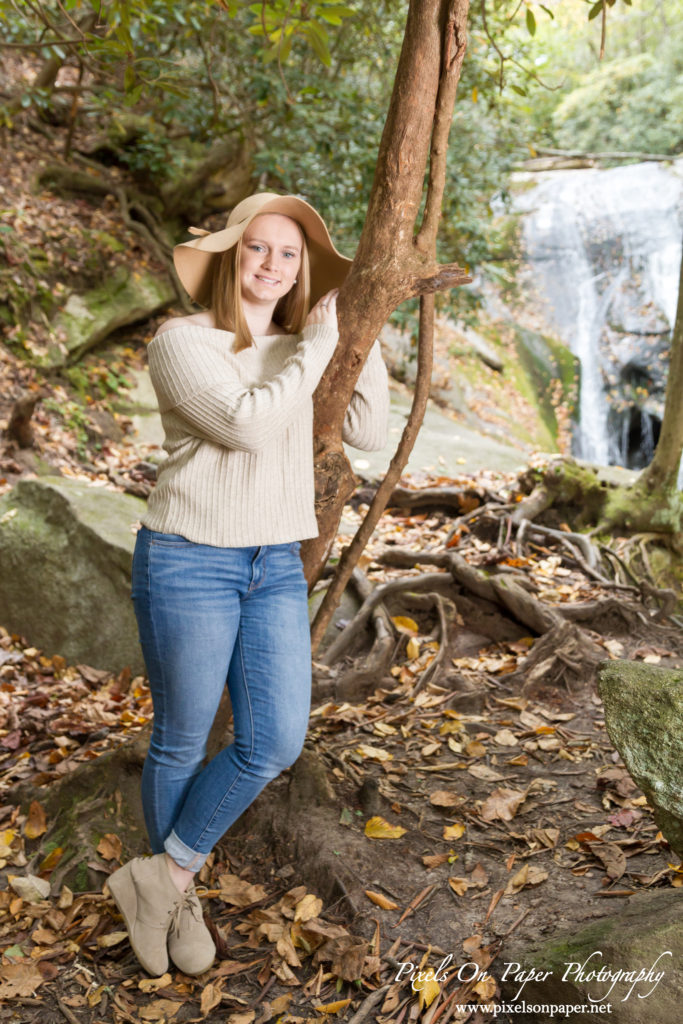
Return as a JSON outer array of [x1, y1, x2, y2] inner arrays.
[[597, 661, 683, 857], [515, 159, 683, 469]]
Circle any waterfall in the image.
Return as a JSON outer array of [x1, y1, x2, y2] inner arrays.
[[514, 159, 683, 469]]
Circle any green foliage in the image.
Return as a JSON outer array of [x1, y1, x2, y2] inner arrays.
[[553, 51, 683, 155]]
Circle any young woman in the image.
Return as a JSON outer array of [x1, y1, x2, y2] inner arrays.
[[106, 193, 389, 976]]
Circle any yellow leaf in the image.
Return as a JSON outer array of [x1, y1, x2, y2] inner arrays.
[[472, 86, 478, 103], [364, 890, 398, 910], [364, 816, 407, 839], [315, 998, 353, 1014], [24, 802, 47, 840], [138, 973, 172, 993], [406, 637, 421, 660], [417, 973, 440, 1009], [391, 615, 419, 634], [443, 823, 465, 840]]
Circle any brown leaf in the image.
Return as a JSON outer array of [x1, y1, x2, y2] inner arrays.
[[422, 852, 452, 868], [138, 974, 173, 992], [587, 841, 627, 881], [448, 876, 470, 896], [429, 789, 461, 807], [469, 863, 489, 888], [97, 833, 123, 861], [480, 787, 527, 822], [24, 801, 47, 839], [139, 999, 182, 1021], [201, 982, 224, 1017], [0, 963, 46, 998]]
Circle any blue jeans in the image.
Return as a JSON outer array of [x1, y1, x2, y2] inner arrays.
[[131, 526, 311, 870]]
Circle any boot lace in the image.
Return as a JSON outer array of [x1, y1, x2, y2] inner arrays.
[[168, 886, 203, 940]]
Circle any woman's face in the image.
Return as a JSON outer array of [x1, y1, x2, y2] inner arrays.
[[239, 214, 303, 307]]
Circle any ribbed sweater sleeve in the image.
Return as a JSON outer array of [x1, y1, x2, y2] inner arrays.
[[147, 323, 337, 453], [342, 338, 390, 451]]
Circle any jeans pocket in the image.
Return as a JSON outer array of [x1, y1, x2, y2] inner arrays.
[[149, 531, 193, 547]]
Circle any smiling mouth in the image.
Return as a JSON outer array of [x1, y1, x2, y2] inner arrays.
[[255, 275, 280, 286]]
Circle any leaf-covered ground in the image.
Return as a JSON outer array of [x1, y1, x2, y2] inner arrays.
[[1, 446, 682, 1023], [1, 104, 682, 1024]]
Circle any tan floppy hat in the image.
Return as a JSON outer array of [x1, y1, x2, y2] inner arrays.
[[173, 192, 352, 308]]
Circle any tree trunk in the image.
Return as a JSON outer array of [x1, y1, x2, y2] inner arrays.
[[301, 0, 471, 587]]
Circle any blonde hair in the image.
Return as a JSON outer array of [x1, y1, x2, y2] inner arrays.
[[210, 230, 311, 353]]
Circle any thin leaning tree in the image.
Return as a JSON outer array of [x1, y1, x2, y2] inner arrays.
[[303, 0, 473, 651]]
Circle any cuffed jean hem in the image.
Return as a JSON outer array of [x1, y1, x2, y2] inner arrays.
[[164, 829, 208, 872]]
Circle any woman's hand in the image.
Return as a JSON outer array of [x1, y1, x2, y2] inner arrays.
[[305, 289, 339, 329]]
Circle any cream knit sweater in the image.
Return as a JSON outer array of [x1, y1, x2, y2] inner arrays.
[[142, 323, 389, 547]]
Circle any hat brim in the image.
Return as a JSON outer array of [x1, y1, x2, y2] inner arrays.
[[173, 194, 353, 309]]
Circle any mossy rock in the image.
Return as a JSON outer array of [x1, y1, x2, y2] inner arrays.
[[47, 266, 174, 366], [500, 889, 682, 1023], [0, 476, 145, 673], [598, 661, 683, 856]]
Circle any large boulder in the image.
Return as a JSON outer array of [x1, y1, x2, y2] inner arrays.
[[499, 890, 682, 1023], [47, 266, 174, 366], [598, 661, 683, 857], [0, 476, 145, 673]]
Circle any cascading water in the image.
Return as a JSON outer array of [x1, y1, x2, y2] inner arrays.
[[514, 159, 683, 470]]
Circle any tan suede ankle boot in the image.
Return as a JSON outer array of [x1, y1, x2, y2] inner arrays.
[[106, 853, 183, 976], [167, 885, 216, 976]]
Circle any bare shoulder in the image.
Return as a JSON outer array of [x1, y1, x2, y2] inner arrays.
[[153, 312, 215, 339]]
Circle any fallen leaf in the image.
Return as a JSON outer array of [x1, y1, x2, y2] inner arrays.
[[0, 962, 46, 998], [422, 852, 453, 868], [97, 834, 123, 861], [587, 841, 627, 880], [364, 816, 406, 839], [138, 974, 173, 993], [505, 863, 548, 894], [443, 823, 466, 840], [392, 616, 419, 634], [23, 801, 47, 840], [429, 790, 461, 807], [480, 788, 527, 822], [493, 728, 518, 747], [8, 874, 51, 902], [293, 894, 323, 922], [467, 764, 505, 782], [355, 743, 393, 762], [469, 863, 489, 888], [96, 931, 128, 948], [406, 637, 421, 660], [364, 890, 398, 910], [314, 998, 353, 1014], [139, 999, 182, 1021], [448, 876, 469, 896], [201, 983, 224, 1016]]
